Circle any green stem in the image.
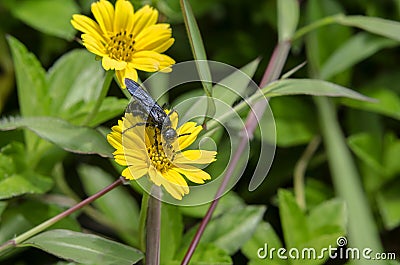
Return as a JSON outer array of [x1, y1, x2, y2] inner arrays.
[[82, 71, 114, 126], [314, 97, 385, 264], [292, 14, 343, 42], [293, 136, 320, 210], [0, 178, 123, 256], [145, 186, 161, 265]]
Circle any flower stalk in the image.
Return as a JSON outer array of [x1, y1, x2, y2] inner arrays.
[[293, 136, 320, 210], [82, 70, 114, 126], [145, 186, 162, 265]]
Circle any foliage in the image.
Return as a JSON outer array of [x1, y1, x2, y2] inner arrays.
[[0, 0, 399, 264]]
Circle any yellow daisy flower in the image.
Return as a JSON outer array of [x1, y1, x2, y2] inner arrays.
[[107, 111, 217, 200], [71, 0, 175, 87]]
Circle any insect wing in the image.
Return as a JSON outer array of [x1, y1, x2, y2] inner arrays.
[[126, 79, 158, 115], [125, 79, 168, 128]]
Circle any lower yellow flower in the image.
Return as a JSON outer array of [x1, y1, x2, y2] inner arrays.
[[107, 111, 216, 200]]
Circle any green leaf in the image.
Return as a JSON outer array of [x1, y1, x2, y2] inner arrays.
[[278, 190, 346, 265], [0, 201, 7, 218], [263, 79, 374, 101], [179, 0, 212, 95], [0, 142, 53, 199], [348, 133, 384, 174], [0, 116, 113, 157], [7, 36, 48, 150], [383, 133, 400, 178], [241, 222, 287, 265], [321, 33, 398, 80], [68, 97, 128, 126], [179, 191, 245, 218], [0, 172, 53, 200], [305, 178, 334, 209], [181, 206, 266, 255], [277, 0, 299, 42], [305, 0, 352, 79], [160, 204, 183, 264], [47, 49, 104, 115], [19, 229, 143, 265], [212, 58, 261, 106], [0, 201, 80, 243], [187, 244, 232, 265], [8, 0, 79, 40], [258, 97, 318, 147], [170, 244, 232, 265], [336, 15, 400, 42], [307, 199, 346, 236], [78, 164, 140, 246], [341, 87, 400, 120], [278, 189, 308, 249], [176, 58, 260, 124], [179, 0, 214, 124], [376, 180, 400, 230]]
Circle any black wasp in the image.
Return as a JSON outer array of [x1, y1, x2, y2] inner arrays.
[[124, 78, 178, 146]]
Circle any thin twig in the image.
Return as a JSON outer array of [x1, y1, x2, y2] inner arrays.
[[82, 70, 114, 126], [0, 177, 123, 255]]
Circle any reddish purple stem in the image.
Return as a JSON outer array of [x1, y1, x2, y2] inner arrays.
[[181, 41, 290, 265]]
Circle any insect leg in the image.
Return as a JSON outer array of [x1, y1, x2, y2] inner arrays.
[[178, 133, 191, 138]]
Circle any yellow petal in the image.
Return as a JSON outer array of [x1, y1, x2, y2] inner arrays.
[[122, 165, 147, 180], [134, 24, 174, 53], [162, 170, 189, 199], [115, 68, 139, 88], [121, 130, 147, 152], [130, 53, 159, 72], [107, 132, 122, 150], [114, 0, 134, 32], [113, 149, 147, 161], [91, 0, 114, 37], [125, 65, 139, 81], [102, 56, 127, 70], [164, 169, 188, 187], [131, 5, 158, 38], [81, 34, 107, 56], [161, 181, 188, 200], [152, 38, 175, 54], [71, 15, 106, 43], [169, 111, 179, 129], [176, 122, 202, 150], [148, 166, 162, 186], [115, 69, 126, 88], [131, 51, 175, 72], [173, 165, 211, 184], [174, 150, 217, 164], [114, 151, 147, 167]]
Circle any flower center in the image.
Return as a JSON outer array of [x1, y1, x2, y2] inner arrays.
[[147, 142, 174, 172], [106, 30, 135, 62]]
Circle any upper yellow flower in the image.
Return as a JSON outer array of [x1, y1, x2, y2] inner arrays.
[[71, 0, 175, 87], [107, 111, 217, 200]]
